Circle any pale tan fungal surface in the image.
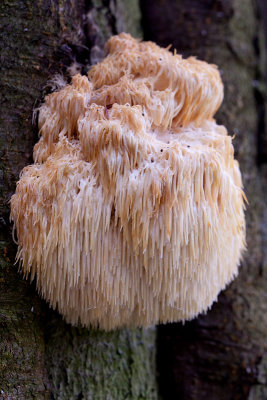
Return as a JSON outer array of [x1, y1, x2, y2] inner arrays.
[[10, 33, 246, 330]]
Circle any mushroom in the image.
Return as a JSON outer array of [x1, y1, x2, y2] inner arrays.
[[10, 33, 246, 330]]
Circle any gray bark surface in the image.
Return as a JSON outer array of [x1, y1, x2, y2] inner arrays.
[[0, 1, 157, 399], [141, 0, 267, 399]]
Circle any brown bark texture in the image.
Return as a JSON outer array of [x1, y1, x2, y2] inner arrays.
[[0, 1, 157, 399], [140, 0, 267, 399]]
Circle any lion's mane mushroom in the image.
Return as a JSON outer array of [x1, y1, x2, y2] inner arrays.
[[10, 33, 246, 330]]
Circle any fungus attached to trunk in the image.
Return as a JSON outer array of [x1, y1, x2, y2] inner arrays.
[[10, 33, 246, 330]]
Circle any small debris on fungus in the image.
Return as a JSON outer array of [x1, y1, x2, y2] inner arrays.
[[10, 33, 246, 330]]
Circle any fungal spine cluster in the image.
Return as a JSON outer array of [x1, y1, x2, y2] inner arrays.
[[11, 33, 246, 330]]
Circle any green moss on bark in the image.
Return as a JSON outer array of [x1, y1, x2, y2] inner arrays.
[[45, 319, 157, 399]]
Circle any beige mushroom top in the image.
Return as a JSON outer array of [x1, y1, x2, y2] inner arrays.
[[11, 33, 246, 330]]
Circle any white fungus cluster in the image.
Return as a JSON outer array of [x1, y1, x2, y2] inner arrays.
[[11, 33, 246, 330]]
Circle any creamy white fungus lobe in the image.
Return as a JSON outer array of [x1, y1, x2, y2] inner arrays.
[[10, 33, 246, 330]]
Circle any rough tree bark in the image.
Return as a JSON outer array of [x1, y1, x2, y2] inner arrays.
[[141, 0, 267, 399], [0, 1, 157, 399]]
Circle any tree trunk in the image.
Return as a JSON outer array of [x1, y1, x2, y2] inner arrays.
[[1, 1, 266, 399], [141, 0, 267, 399], [0, 1, 157, 399]]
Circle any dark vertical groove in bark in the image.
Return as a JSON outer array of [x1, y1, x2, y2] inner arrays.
[[255, 0, 267, 167], [141, 0, 267, 399]]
